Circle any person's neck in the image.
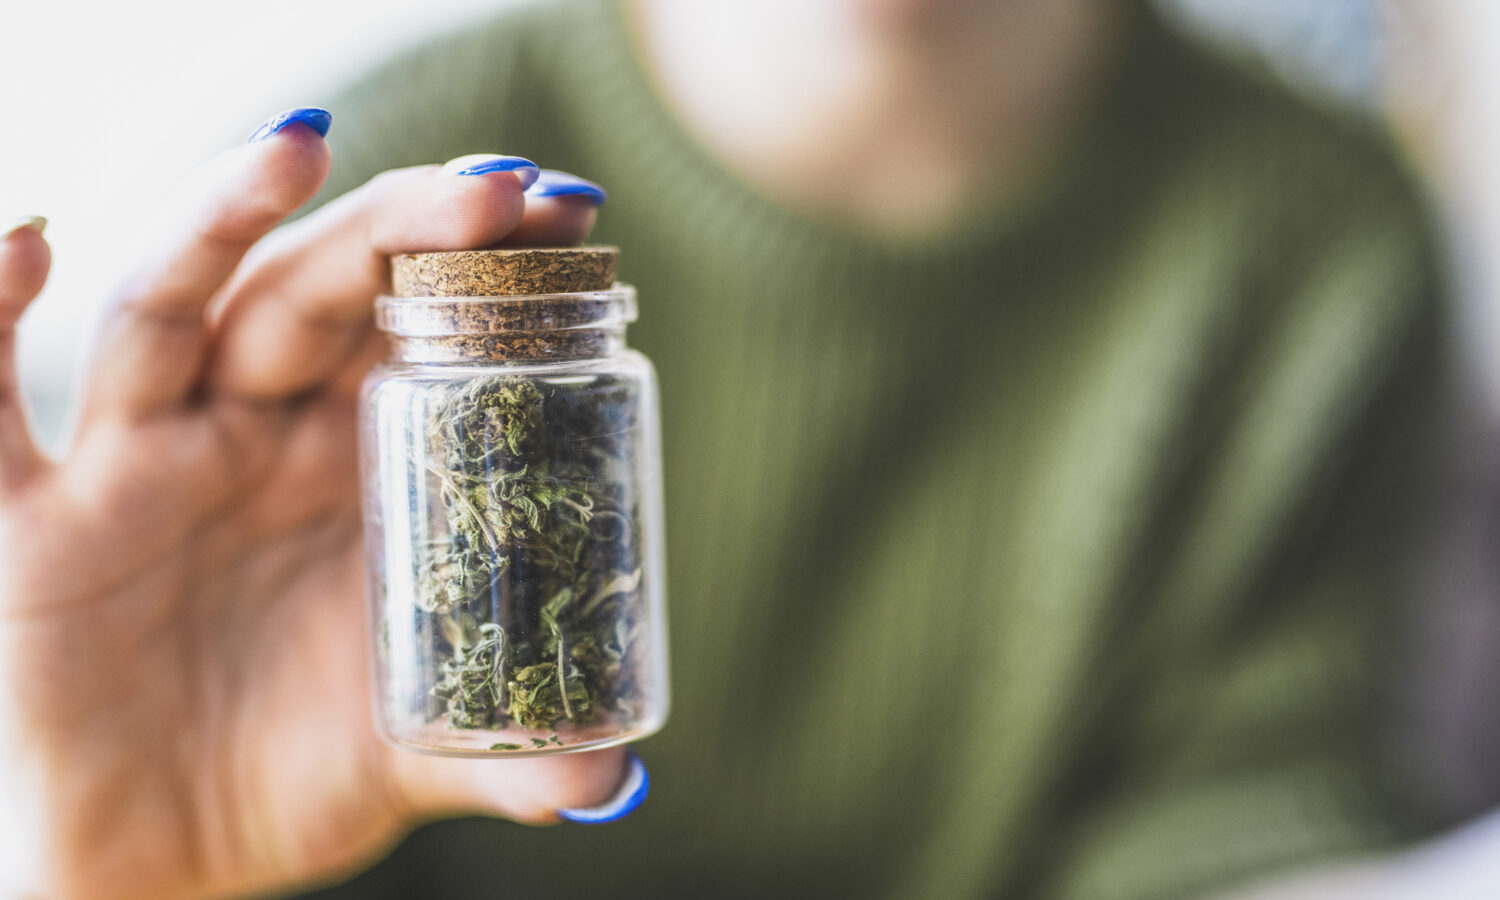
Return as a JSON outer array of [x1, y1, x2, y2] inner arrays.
[[627, 0, 1124, 238]]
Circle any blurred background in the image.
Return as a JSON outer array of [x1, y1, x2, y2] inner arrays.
[[1, 0, 531, 443], [0, 3, 1466, 407], [4, 0, 1500, 893], [5, 0, 1498, 433]]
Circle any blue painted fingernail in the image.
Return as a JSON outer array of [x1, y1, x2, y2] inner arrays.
[[443, 154, 541, 189], [247, 107, 333, 143], [526, 169, 607, 206], [557, 751, 648, 824]]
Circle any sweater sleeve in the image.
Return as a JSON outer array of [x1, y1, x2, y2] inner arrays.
[[1041, 145, 1450, 900]]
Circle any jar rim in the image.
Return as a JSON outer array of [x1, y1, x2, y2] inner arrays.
[[375, 284, 637, 337]]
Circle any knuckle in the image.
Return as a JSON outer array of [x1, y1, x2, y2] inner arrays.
[[366, 168, 411, 190], [104, 282, 206, 333]]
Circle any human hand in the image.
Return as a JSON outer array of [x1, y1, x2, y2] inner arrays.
[[0, 109, 629, 900]]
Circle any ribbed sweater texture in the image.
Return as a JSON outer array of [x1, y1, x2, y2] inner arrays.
[[301, 3, 1449, 898]]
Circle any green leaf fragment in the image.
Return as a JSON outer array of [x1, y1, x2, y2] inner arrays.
[[422, 375, 645, 735]]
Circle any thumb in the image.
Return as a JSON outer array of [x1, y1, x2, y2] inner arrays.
[[388, 746, 646, 826]]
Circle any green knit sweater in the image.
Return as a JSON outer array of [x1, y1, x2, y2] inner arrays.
[[301, 3, 1450, 898]]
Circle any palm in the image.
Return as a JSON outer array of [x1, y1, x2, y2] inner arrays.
[[4, 391, 400, 897], [0, 123, 624, 900]]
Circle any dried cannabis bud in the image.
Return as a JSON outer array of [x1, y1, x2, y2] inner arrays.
[[419, 373, 645, 735]]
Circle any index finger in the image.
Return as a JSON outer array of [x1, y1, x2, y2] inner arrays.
[[207, 158, 600, 399]]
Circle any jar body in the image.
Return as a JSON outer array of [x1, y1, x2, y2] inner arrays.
[[359, 350, 668, 755]]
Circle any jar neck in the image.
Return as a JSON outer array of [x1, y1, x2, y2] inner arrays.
[[388, 327, 627, 364], [375, 286, 637, 365]]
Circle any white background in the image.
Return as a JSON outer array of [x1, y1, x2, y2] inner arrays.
[[0, 0, 1398, 446], [0, 0, 522, 442]]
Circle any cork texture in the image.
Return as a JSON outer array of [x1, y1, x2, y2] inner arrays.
[[392, 247, 619, 297]]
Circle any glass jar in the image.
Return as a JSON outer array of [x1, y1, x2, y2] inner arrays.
[[359, 248, 668, 756]]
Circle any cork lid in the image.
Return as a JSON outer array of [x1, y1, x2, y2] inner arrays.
[[377, 247, 634, 351], [391, 247, 618, 297]]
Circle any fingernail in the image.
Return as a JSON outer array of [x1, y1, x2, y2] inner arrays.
[[442, 154, 541, 189], [247, 107, 333, 143], [3, 216, 47, 239], [557, 751, 649, 824], [526, 169, 607, 206]]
